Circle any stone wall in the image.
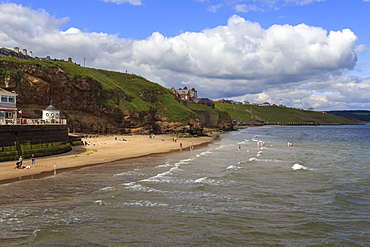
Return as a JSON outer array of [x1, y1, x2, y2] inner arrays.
[[0, 125, 71, 162], [193, 110, 219, 128]]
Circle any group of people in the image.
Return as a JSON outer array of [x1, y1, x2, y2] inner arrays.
[[257, 141, 266, 147], [179, 141, 193, 151], [14, 154, 36, 169]]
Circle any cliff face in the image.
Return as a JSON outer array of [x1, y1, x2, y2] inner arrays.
[[0, 59, 203, 134]]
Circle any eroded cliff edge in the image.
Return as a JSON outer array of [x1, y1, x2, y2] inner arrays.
[[0, 59, 207, 134]]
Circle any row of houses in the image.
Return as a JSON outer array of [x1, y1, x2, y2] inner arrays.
[[0, 46, 73, 63], [170, 87, 215, 108], [170, 88, 314, 111], [214, 99, 314, 111], [0, 88, 64, 124]]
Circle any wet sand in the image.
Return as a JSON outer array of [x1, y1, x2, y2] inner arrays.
[[0, 134, 217, 184]]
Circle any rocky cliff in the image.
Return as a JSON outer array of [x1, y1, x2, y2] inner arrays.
[[0, 59, 204, 134]]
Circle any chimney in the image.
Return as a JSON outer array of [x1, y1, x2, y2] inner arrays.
[[14, 47, 19, 53], [22, 49, 27, 55]]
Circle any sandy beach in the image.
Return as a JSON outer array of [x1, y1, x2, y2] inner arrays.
[[0, 134, 216, 184]]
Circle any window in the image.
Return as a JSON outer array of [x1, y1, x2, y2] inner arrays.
[[8, 96, 15, 103], [6, 112, 12, 118], [0, 112, 4, 118], [1, 95, 7, 103]]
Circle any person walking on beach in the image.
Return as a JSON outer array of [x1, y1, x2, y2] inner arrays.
[[179, 142, 183, 151], [190, 141, 193, 151], [31, 154, 36, 167]]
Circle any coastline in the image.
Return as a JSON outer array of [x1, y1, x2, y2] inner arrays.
[[0, 133, 219, 184]]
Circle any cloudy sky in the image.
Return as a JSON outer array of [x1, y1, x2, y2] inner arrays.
[[0, 0, 369, 110]]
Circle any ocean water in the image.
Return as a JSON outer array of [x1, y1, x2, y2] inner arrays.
[[0, 125, 369, 246]]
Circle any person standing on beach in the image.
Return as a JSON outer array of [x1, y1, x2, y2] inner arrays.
[[190, 141, 193, 150], [179, 142, 183, 151], [19, 156, 23, 166], [31, 154, 36, 167]]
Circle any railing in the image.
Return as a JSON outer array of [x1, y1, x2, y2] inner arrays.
[[0, 118, 67, 125]]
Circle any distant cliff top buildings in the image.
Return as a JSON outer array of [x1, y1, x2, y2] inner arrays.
[[170, 87, 198, 102], [169, 87, 314, 111], [0, 46, 73, 63]]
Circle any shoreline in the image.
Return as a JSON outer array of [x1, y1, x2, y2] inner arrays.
[[0, 133, 220, 185]]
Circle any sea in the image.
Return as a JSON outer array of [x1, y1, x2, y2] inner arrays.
[[0, 125, 369, 246]]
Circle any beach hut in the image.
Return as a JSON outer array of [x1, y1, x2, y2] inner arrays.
[[42, 101, 60, 123]]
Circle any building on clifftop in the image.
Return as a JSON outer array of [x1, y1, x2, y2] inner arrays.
[[0, 47, 33, 60], [170, 87, 198, 102]]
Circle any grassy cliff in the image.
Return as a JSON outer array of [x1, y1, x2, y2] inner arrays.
[[0, 58, 198, 123], [0, 58, 202, 134], [0, 58, 356, 134], [214, 103, 356, 124]]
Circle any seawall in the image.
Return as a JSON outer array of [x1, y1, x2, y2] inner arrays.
[[0, 125, 71, 162], [193, 110, 219, 128]]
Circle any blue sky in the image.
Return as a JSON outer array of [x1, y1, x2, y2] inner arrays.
[[0, 0, 369, 110]]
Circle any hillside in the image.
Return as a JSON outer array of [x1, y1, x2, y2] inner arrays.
[[0, 58, 202, 134], [214, 103, 356, 125], [326, 110, 370, 123], [0, 58, 356, 135]]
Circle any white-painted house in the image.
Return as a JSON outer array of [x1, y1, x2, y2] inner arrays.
[[0, 88, 17, 123], [42, 101, 61, 123]]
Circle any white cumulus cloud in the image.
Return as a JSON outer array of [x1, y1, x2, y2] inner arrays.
[[0, 3, 366, 110], [100, 0, 143, 6]]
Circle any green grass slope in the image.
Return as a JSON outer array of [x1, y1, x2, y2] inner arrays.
[[1, 58, 198, 123], [0, 58, 357, 126], [214, 103, 356, 124]]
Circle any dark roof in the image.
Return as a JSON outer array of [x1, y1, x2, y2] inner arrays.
[[45, 105, 59, 111]]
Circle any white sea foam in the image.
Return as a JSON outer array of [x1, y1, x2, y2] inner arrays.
[[249, 157, 281, 163], [292, 163, 311, 170], [252, 135, 260, 142], [194, 177, 208, 183], [197, 150, 213, 156], [237, 140, 249, 145], [227, 164, 241, 170], [124, 183, 162, 193], [94, 200, 108, 206], [122, 181, 135, 186], [99, 186, 116, 192], [194, 177, 229, 186], [174, 157, 195, 166], [141, 166, 181, 183], [156, 162, 172, 168], [114, 170, 145, 177], [123, 200, 168, 208], [32, 229, 42, 238], [214, 143, 237, 152]]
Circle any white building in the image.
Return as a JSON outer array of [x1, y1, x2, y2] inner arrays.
[[42, 101, 60, 123], [0, 88, 17, 123]]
